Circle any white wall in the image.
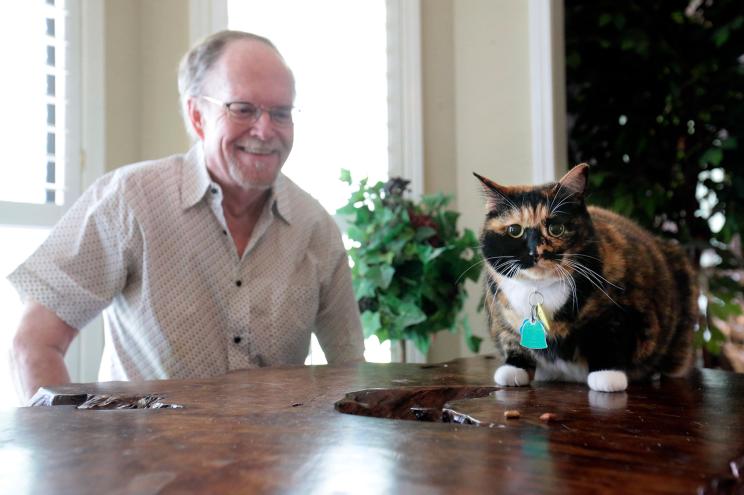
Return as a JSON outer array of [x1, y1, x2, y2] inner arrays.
[[425, 0, 535, 362], [104, 0, 190, 171]]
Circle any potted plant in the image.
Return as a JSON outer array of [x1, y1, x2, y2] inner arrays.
[[338, 169, 483, 359]]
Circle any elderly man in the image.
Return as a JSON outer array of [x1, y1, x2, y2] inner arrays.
[[9, 30, 364, 403]]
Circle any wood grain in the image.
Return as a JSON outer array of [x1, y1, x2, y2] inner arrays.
[[6, 356, 743, 494]]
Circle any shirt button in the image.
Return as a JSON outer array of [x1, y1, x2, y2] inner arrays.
[[233, 336, 242, 344], [211, 187, 218, 194], [236, 280, 242, 287], [222, 229, 227, 235]]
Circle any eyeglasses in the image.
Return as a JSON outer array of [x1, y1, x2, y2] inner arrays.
[[200, 95, 294, 127]]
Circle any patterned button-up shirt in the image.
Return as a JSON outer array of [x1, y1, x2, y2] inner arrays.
[[8, 146, 364, 381]]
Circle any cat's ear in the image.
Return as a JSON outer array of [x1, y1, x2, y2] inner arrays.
[[473, 172, 512, 211], [556, 163, 589, 198]]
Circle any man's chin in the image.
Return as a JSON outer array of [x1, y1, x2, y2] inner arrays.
[[229, 164, 281, 190]]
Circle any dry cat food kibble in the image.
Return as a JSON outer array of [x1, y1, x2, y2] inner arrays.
[[504, 410, 521, 419], [539, 412, 558, 422]]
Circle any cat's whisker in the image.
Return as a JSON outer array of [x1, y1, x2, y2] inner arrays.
[[456, 254, 519, 285], [562, 258, 624, 291], [455, 257, 495, 285], [558, 252, 602, 263], [485, 279, 501, 318], [562, 259, 622, 308], [554, 263, 578, 313]]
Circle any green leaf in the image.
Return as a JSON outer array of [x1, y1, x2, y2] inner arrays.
[[346, 225, 365, 242], [355, 279, 376, 299], [360, 311, 381, 338], [415, 226, 437, 242], [461, 316, 483, 353], [409, 332, 431, 356], [700, 147, 723, 167], [397, 300, 427, 329], [705, 323, 727, 355], [720, 137, 738, 151], [336, 204, 357, 216], [366, 265, 396, 291], [713, 26, 730, 47], [340, 168, 352, 184]]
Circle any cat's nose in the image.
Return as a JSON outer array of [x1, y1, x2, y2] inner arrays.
[[528, 248, 539, 260]]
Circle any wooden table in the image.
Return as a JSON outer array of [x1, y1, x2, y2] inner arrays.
[[6, 356, 744, 494]]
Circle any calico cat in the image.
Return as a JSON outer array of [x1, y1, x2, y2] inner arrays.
[[474, 164, 698, 392]]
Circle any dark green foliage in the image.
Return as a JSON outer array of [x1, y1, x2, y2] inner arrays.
[[338, 170, 482, 356], [565, 0, 744, 356]]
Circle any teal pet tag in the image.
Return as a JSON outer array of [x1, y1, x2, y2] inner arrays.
[[520, 291, 549, 349], [520, 318, 548, 349]]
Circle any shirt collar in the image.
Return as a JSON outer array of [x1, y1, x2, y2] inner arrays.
[[180, 144, 293, 225], [180, 144, 212, 210], [271, 173, 292, 225]]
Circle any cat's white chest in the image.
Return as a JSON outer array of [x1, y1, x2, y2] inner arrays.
[[497, 274, 571, 319]]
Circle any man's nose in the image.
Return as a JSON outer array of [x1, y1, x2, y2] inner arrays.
[[250, 112, 276, 139]]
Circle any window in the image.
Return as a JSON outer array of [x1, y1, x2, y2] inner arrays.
[[227, 0, 389, 213], [0, 0, 95, 407], [0, 0, 73, 208]]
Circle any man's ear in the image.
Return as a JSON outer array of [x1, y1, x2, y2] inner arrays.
[[187, 97, 206, 140]]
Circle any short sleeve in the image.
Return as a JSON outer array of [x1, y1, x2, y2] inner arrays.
[[7, 172, 140, 330]]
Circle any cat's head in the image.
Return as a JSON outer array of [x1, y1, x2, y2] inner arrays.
[[474, 164, 593, 281]]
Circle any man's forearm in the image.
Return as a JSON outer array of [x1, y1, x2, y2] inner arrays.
[[11, 301, 77, 404], [11, 339, 71, 404]]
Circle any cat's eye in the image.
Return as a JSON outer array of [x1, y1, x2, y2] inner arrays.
[[548, 223, 565, 237], [506, 224, 524, 238]]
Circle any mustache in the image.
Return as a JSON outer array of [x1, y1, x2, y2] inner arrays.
[[236, 141, 276, 153]]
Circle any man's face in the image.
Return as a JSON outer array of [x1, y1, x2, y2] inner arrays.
[[191, 39, 294, 191]]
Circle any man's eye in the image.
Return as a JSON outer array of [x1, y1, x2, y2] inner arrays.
[[234, 104, 258, 116], [270, 109, 293, 123], [506, 224, 524, 238]]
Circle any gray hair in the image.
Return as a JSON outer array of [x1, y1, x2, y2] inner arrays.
[[177, 30, 294, 140]]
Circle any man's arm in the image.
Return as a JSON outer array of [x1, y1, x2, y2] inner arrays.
[[313, 230, 366, 365], [10, 300, 78, 404]]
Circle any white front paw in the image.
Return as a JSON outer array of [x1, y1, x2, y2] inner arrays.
[[494, 365, 530, 387], [587, 370, 628, 392]]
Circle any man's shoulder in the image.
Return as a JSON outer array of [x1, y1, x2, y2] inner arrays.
[[91, 152, 189, 199], [108, 152, 187, 185], [278, 174, 334, 220]]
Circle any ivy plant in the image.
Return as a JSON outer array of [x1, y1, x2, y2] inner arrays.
[[565, 0, 743, 362], [338, 170, 482, 357]]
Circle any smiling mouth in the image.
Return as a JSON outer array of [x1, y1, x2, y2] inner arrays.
[[237, 145, 273, 155]]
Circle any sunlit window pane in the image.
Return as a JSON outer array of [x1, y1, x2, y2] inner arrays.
[[0, 1, 66, 205], [227, 0, 389, 214]]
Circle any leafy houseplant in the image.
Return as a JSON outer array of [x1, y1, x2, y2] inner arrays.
[[565, 0, 744, 365], [338, 170, 483, 358]]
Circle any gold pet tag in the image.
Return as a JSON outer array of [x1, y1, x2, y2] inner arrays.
[[536, 304, 551, 331]]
